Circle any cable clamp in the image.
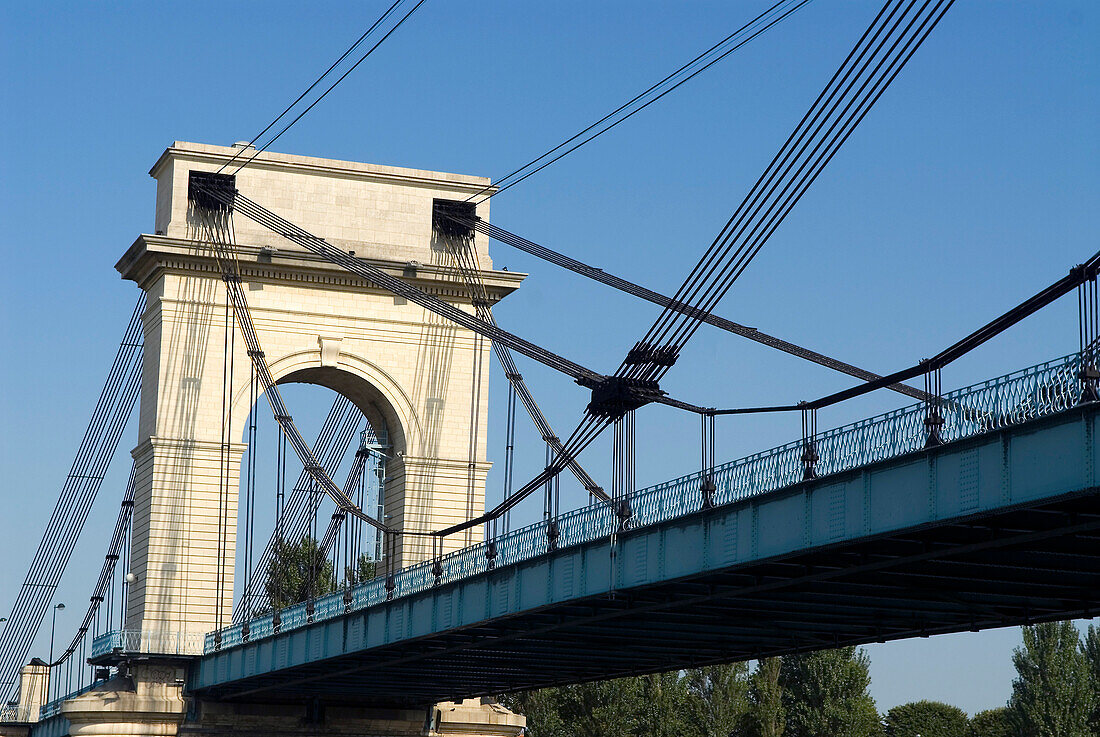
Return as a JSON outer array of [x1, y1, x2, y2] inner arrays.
[[623, 342, 679, 368]]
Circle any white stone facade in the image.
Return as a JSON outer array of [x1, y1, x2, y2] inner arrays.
[[118, 142, 523, 639]]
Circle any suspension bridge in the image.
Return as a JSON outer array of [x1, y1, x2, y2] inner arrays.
[[2, 1, 1097, 736]]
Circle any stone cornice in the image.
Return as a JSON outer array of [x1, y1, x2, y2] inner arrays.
[[149, 141, 499, 195], [116, 234, 525, 305]]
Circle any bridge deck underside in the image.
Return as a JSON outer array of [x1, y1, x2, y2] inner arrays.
[[194, 489, 1100, 707]]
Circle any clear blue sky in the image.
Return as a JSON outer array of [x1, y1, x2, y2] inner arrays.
[[1, 0, 1097, 716]]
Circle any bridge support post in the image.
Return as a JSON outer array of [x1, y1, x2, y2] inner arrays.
[[62, 662, 187, 737]]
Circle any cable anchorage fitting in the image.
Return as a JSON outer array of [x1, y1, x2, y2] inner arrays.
[[580, 375, 666, 419], [432, 199, 478, 240], [188, 171, 236, 212]]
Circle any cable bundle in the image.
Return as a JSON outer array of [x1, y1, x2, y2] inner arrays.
[[43, 461, 138, 680], [216, 0, 429, 178], [468, 0, 814, 204], [622, 0, 955, 388], [0, 296, 145, 702]]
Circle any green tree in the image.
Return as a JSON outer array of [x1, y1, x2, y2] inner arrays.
[[344, 552, 377, 586], [744, 658, 785, 737], [499, 687, 568, 737], [969, 708, 1012, 737], [1008, 622, 1095, 737], [503, 677, 648, 737], [554, 678, 646, 737], [637, 671, 696, 737], [1083, 624, 1100, 730], [265, 535, 336, 610], [780, 647, 882, 737], [884, 700, 968, 737], [685, 662, 750, 737]]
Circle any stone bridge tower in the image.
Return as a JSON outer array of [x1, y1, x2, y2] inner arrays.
[[116, 142, 523, 640]]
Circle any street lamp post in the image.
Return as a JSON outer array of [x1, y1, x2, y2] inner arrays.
[[46, 603, 64, 702]]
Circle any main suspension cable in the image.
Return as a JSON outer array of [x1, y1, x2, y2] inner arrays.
[[220, 0, 430, 177], [465, 0, 814, 204]]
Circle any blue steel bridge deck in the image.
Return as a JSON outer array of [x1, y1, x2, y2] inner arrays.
[[189, 352, 1100, 706]]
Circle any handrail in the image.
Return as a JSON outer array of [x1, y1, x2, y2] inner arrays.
[[206, 351, 1089, 653], [90, 630, 205, 660], [38, 681, 100, 720]]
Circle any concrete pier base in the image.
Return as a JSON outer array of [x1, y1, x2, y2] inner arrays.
[[56, 662, 522, 737]]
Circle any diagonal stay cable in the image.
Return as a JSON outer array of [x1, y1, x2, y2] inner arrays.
[[233, 396, 363, 622], [196, 183, 605, 385], [319, 448, 371, 557], [713, 252, 1100, 414], [446, 213, 929, 402], [432, 214, 610, 502]]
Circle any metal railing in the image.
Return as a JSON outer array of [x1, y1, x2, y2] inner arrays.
[[38, 681, 100, 721], [206, 351, 1090, 654], [90, 629, 205, 660], [0, 702, 36, 723]]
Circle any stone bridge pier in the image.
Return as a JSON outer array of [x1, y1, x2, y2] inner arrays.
[[59, 664, 522, 737]]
